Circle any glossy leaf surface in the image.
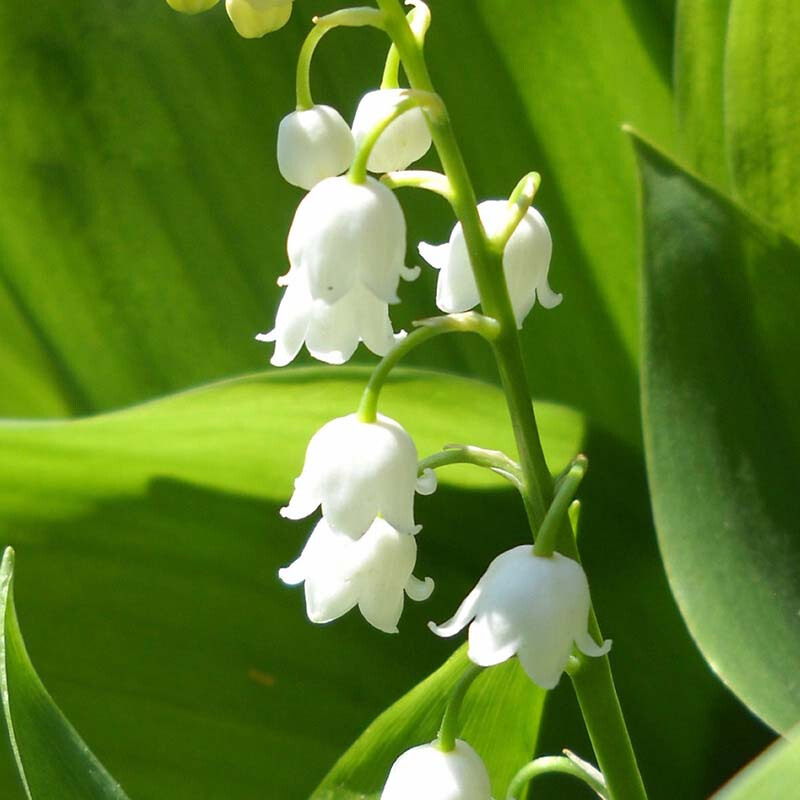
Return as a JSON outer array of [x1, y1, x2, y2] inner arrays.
[[635, 134, 800, 732]]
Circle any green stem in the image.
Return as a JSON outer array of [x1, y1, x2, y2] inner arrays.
[[492, 171, 541, 253], [295, 7, 385, 109], [357, 313, 499, 423], [376, 3, 647, 799], [437, 663, 483, 752], [506, 755, 607, 799], [419, 445, 523, 491], [381, 170, 454, 202], [533, 455, 587, 555]]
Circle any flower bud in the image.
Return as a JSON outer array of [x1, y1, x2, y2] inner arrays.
[[419, 201, 560, 328], [430, 547, 610, 689], [381, 740, 493, 800], [280, 412, 436, 538], [279, 517, 434, 633], [166, 0, 220, 12], [352, 89, 433, 173], [277, 105, 354, 190], [225, 0, 292, 38]]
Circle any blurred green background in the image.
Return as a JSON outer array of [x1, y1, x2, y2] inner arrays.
[[2, 0, 794, 797]]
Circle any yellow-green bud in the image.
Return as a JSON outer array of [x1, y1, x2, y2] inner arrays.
[[166, 0, 220, 14], [225, 0, 292, 38]]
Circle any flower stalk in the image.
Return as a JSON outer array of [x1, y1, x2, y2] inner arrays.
[[375, 1, 647, 798]]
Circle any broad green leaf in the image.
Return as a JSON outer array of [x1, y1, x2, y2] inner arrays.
[[0, 0, 675, 447], [674, 0, 731, 189], [725, 0, 800, 240], [713, 727, 800, 799], [0, 369, 582, 799], [312, 648, 543, 800], [633, 134, 800, 732], [0, 548, 130, 799]]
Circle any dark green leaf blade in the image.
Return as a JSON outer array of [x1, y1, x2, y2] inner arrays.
[[312, 648, 543, 800], [712, 727, 800, 799], [633, 133, 800, 732], [0, 548, 131, 799], [725, 0, 800, 240]]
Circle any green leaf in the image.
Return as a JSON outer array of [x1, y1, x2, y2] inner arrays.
[[0, 369, 582, 799], [713, 727, 800, 799], [633, 133, 800, 732], [0, 548, 131, 799], [674, 0, 731, 189], [725, 0, 800, 240], [312, 649, 543, 800], [0, 0, 674, 446]]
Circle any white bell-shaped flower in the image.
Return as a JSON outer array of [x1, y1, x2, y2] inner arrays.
[[166, 0, 219, 13], [352, 89, 433, 173], [280, 413, 437, 538], [287, 175, 414, 305], [430, 547, 611, 690], [419, 201, 561, 328], [225, 0, 292, 38], [277, 105, 354, 190], [381, 739, 493, 800], [256, 266, 401, 366], [279, 517, 434, 634]]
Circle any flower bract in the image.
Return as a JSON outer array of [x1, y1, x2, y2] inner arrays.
[[352, 89, 433, 173], [419, 200, 561, 328], [277, 105, 354, 190], [380, 739, 493, 800], [225, 0, 292, 38], [279, 517, 434, 634], [280, 413, 436, 538], [287, 175, 413, 304], [429, 547, 611, 689], [166, 0, 220, 13]]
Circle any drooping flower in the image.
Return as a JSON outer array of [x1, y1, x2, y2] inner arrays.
[[277, 106, 355, 190], [280, 413, 436, 538], [351, 89, 433, 173], [429, 547, 610, 689], [166, 0, 220, 13], [279, 517, 434, 634], [380, 739, 493, 800], [418, 201, 561, 328], [286, 175, 414, 304], [225, 0, 292, 38], [256, 267, 402, 366]]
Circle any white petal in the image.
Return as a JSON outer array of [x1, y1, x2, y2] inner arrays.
[[536, 279, 563, 310], [277, 105, 354, 190], [400, 264, 421, 282], [305, 295, 361, 365], [405, 574, 434, 602], [277, 557, 307, 586], [351, 284, 398, 357], [358, 590, 403, 634], [279, 477, 319, 521], [436, 229, 480, 313], [516, 635, 575, 690], [263, 270, 313, 367], [352, 89, 432, 174], [467, 611, 522, 667], [428, 582, 482, 638], [418, 240, 450, 271], [416, 467, 437, 496], [575, 631, 612, 658]]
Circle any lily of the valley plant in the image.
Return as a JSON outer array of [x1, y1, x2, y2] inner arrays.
[[164, 1, 647, 798]]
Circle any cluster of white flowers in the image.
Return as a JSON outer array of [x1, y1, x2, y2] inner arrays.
[[166, 0, 294, 38], [260, 33, 606, 800]]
